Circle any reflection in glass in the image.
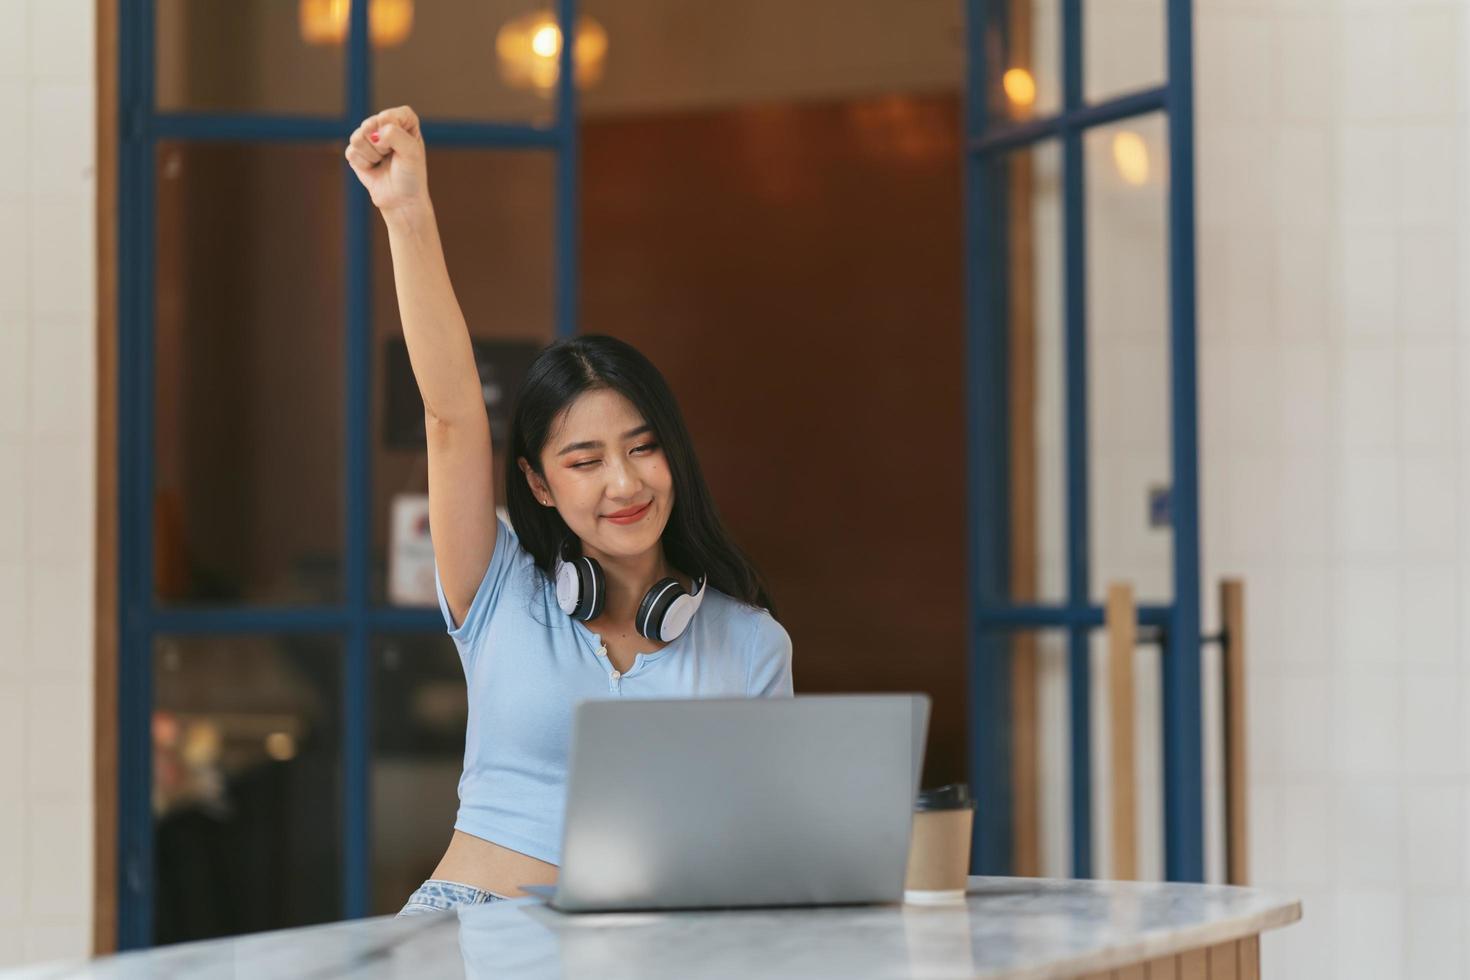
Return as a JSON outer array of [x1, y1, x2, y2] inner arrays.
[[374, 1, 565, 125], [1083, 114, 1172, 603], [152, 634, 343, 943], [579, 0, 962, 118], [154, 142, 345, 606], [371, 634, 467, 914], [155, 0, 345, 115], [371, 150, 555, 604]]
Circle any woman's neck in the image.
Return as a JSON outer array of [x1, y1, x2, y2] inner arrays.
[[584, 544, 684, 625]]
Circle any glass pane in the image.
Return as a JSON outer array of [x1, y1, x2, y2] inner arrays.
[[371, 634, 467, 915], [152, 634, 343, 943], [580, 0, 962, 117], [155, 142, 344, 606], [1020, 625, 1163, 881], [374, 0, 568, 125], [981, 1, 1061, 124], [372, 150, 555, 605], [155, 0, 345, 115], [1087, 625, 1165, 882], [1084, 114, 1172, 602], [1011, 629, 1072, 879], [995, 140, 1067, 605], [1084, 0, 1166, 105]]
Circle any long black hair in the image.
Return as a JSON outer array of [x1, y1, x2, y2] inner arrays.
[[504, 335, 778, 618]]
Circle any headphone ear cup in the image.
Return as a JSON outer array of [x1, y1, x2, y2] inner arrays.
[[556, 554, 605, 621], [555, 560, 581, 617], [577, 556, 606, 621], [636, 577, 685, 641]]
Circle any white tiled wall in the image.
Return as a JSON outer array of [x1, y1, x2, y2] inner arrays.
[[1035, 0, 1470, 976], [1202, 0, 1468, 976], [0, 0, 97, 967]]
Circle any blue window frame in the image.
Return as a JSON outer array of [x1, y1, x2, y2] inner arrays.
[[116, 0, 582, 948], [116, 1, 1202, 946], [964, 0, 1203, 881]]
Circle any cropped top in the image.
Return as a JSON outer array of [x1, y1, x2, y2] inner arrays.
[[434, 517, 794, 865]]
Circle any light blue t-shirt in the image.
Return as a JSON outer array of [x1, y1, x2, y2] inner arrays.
[[435, 517, 794, 866]]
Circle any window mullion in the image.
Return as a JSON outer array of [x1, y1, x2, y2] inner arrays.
[[341, 0, 373, 922]]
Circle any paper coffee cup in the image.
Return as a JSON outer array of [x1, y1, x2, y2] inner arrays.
[[903, 783, 975, 904]]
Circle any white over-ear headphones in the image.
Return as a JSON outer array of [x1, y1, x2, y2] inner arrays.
[[553, 538, 707, 642]]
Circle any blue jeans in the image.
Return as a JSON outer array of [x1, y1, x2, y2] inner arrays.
[[396, 878, 510, 917]]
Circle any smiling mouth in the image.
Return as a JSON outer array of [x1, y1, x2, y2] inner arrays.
[[604, 501, 652, 521]]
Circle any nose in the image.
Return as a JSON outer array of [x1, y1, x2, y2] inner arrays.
[[606, 453, 642, 499]]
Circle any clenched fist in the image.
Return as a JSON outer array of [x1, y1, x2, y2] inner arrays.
[[344, 105, 429, 216]]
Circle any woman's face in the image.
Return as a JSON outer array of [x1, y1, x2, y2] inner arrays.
[[521, 388, 674, 560]]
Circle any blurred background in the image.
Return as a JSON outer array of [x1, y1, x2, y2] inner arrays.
[[1, 0, 1467, 977]]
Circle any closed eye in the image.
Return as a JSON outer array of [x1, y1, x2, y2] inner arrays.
[[571, 443, 660, 469]]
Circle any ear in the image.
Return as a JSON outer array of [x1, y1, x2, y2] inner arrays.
[[518, 457, 549, 502]]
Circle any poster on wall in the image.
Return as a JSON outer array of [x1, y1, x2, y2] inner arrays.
[[389, 493, 436, 606], [389, 498, 513, 607]]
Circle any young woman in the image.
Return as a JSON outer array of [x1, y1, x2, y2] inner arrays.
[[343, 107, 794, 916]]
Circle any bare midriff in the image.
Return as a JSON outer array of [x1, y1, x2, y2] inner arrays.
[[430, 829, 559, 898]]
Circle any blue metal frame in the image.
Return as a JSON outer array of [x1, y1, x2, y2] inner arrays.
[[963, 0, 1011, 873], [117, 0, 156, 947], [1161, 0, 1205, 885], [343, 0, 372, 917], [1059, 0, 1095, 880], [964, 0, 1204, 881], [116, 0, 581, 947]]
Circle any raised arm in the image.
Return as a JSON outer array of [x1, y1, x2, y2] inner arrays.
[[344, 106, 495, 625]]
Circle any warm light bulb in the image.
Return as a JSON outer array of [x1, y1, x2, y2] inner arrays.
[[532, 23, 561, 58], [496, 12, 608, 92], [300, 0, 349, 44], [371, 0, 413, 47], [265, 732, 298, 762], [1112, 131, 1150, 186], [299, 0, 413, 48], [1002, 68, 1037, 108]]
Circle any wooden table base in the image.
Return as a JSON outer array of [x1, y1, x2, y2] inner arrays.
[[1081, 933, 1260, 980]]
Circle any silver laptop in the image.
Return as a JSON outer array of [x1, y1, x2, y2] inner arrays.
[[520, 694, 931, 913]]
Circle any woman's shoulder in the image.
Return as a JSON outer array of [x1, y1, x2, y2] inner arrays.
[[697, 587, 792, 696], [699, 587, 789, 655]]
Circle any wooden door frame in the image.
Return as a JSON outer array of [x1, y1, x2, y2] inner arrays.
[[95, 0, 119, 954], [1005, 0, 1040, 879]]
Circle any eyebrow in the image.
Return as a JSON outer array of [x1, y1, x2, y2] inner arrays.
[[556, 424, 654, 457]]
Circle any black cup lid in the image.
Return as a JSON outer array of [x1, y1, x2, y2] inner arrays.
[[915, 783, 975, 812]]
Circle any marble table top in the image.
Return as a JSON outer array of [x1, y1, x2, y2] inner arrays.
[[7, 877, 1301, 980]]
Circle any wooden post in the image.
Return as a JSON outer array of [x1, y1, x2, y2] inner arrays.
[[1106, 582, 1137, 881], [95, 0, 119, 954], [1221, 579, 1249, 886], [1005, 0, 1041, 879]]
